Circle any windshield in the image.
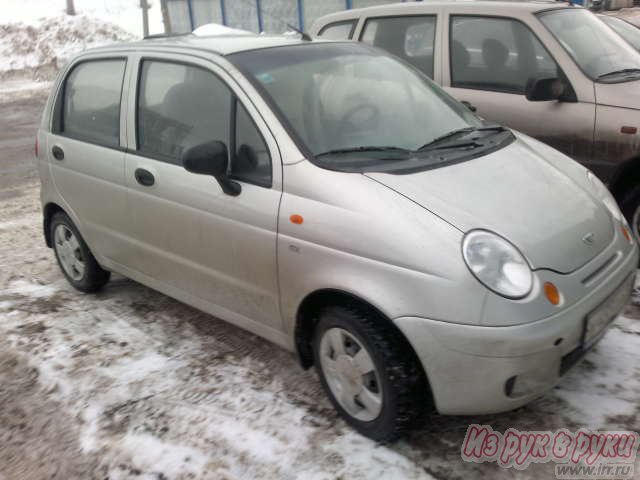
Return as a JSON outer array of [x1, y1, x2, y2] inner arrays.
[[538, 8, 640, 82], [599, 15, 640, 52], [230, 43, 487, 169]]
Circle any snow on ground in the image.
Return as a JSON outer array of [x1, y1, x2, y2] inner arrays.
[[1, 91, 640, 478], [0, 92, 639, 477]]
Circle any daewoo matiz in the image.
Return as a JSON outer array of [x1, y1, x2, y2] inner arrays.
[[37, 34, 637, 441]]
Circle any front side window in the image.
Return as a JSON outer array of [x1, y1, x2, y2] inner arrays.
[[137, 60, 231, 164], [361, 16, 437, 78], [539, 8, 640, 82], [318, 20, 356, 40], [230, 44, 500, 173], [450, 16, 560, 94], [137, 60, 272, 186], [60, 59, 126, 147]]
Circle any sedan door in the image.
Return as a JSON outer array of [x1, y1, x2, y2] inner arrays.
[[121, 54, 284, 333], [442, 13, 596, 165]]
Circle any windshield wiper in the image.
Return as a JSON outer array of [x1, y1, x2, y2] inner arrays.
[[417, 125, 506, 151], [315, 146, 410, 158], [597, 68, 640, 80]]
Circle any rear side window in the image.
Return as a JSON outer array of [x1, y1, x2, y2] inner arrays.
[[59, 59, 126, 148], [137, 60, 232, 164], [450, 16, 559, 94], [318, 20, 356, 40], [361, 16, 437, 78]]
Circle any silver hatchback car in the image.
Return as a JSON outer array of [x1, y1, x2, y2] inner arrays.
[[37, 34, 637, 441]]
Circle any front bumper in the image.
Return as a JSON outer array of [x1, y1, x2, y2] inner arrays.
[[395, 243, 637, 415]]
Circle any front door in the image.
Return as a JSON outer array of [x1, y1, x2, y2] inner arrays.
[[121, 56, 283, 331], [442, 14, 595, 165]]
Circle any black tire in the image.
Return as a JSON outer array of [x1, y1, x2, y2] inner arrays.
[[620, 184, 640, 245], [312, 305, 431, 442], [50, 212, 110, 292]]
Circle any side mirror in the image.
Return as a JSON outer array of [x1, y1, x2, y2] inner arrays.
[[461, 100, 477, 112], [181, 141, 241, 196], [525, 77, 566, 102]]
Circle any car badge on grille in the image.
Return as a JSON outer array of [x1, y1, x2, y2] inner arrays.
[[582, 232, 595, 245]]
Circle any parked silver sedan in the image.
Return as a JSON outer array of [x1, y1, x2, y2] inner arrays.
[[37, 35, 637, 441]]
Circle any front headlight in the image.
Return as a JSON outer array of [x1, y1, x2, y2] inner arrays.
[[462, 230, 533, 299], [587, 170, 624, 222]]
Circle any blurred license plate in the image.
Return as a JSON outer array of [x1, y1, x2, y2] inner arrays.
[[583, 274, 634, 348]]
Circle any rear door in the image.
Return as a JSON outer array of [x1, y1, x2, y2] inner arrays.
[[442, 13, 596, 164], [121, 53, 283, 331], [46, 55, 130, 262]]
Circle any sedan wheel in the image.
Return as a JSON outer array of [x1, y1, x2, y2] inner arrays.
[[313, 306, 430, 442], [54, 224, 85, 281], [319, 327, 383, 421], [50, 211, 110, 292]]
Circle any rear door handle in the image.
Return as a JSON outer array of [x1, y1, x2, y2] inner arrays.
[[51, 145, 64, 160], [134, 168, 155, 187]]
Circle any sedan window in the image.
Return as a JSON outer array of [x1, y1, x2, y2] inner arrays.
[[137, 60, 231, 164], [450, 16, 559, 94], [361, 16, 437, 79], [539, 8, 640, 82], [57, 59, 126, 148]]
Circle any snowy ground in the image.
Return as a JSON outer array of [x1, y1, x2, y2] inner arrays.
[[0, 94, 639, 479]]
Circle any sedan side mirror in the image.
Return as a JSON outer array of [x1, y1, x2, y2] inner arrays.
[[181, 141, 241, 196], [525, 77, 566, 102]]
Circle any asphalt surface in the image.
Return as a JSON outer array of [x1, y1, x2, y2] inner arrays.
[[0, 95, 639, 480]]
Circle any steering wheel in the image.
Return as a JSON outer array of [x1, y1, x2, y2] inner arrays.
[[340, 102, 380, 133]]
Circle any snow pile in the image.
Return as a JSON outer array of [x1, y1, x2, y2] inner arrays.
[[0, 15, 135, 82], [3, 0, 164, 36]]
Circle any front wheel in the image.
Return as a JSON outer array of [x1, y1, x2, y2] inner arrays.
[[312, 305, 429, 442]]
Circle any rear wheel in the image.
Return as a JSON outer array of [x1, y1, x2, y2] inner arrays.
[[312, 305, 429, 442], [50, 212, 110, 292]]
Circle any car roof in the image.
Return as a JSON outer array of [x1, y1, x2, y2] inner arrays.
[[87, 33, 323, 56], [314, 0, 573, 24], [349, 0, 570, 13]]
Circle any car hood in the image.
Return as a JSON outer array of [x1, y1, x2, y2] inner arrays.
[[364, 139, 614, 273], [595, 78, 640, 109]]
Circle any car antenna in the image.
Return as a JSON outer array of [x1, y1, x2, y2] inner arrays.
[[286, 23, 312, 41]]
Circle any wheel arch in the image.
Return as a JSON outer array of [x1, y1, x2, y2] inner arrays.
[[294, 288, 425, 375], [43, 202, 65, 248], [609, 155, 640, 201]]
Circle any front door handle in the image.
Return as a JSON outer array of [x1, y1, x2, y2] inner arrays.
[[51, 145, 64, 160], [134, 168, 155, 187]]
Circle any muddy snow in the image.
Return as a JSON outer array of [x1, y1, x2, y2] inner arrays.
[[0, 96, 639, 479]]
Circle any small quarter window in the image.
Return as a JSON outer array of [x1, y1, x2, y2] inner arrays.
[[318, 20, 356, 40], [59, 59, 126, 147], [231, 101, 272, 187]]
